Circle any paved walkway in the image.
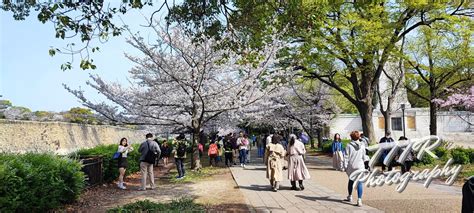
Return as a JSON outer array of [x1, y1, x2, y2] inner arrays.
[[230, 159, 382, 213]]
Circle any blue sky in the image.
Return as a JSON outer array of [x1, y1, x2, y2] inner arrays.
[[0, 5, 163, 112]]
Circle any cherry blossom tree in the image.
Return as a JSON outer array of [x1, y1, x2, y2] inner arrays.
[[65, 26, 282, 169], [236, 77, 338, 148]]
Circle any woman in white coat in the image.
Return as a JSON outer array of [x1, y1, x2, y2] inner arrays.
[[287, 134, 310, 191], [343, 131, 367, 207]]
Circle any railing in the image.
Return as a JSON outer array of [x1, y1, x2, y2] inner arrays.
[[79, 156, 103, 187]]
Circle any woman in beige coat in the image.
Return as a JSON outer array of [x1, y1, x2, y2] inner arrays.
[[287, 134, 310, 191], [264, 134, 286, 192]]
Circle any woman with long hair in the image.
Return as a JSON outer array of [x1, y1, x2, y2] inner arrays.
[[332, 133, 345, 171], [287, 134, 310, 190], [264, 134, 286, 192], [117, 137, 134, 189]]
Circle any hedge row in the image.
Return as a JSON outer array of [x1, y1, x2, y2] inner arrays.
[[0, 153, 85, 212], [71, 144, 142, 182]]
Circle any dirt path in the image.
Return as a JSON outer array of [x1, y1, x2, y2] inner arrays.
[[65, 163, 247, 212]]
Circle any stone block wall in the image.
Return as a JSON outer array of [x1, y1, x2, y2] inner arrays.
[[0, 120, 146, 155]]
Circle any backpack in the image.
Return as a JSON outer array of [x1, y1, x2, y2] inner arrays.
[[209, 144, 218, 155], [177, 142, 186, 158], [144, 142, 157, 164]]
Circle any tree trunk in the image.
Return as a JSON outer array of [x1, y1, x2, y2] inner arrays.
[[191, 128, 202, 170], [358, 103, 376, 143], [308, 135, 315, 149], [429, 101, 437, 135], [381, 98, 393, 135], [316, 128, 323, 148]]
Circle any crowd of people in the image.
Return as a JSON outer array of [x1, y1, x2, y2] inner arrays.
[[111, 128, 474, 211], [111, 130, 448, 208]]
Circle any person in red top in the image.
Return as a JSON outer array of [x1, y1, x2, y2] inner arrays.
[[208, 139, 219, 167]]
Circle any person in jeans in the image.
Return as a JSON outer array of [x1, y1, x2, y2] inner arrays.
[[172, 134, 187, 179], [138, 133, 161, 191], [236, 131, 248, 168], [117, 137, 134, 189], [344, 131, 367, 207], [379, 132, 395, 172]]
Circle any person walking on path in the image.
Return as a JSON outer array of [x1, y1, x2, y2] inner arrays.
[[117, 137, 134, 189], [138, 133, 161, 191], [379, 132, 395, 172], [287, 134, 310, 191], [160, 140, 172, 167], [217, 136, 224, 163], [208, 139, 219, 167], [224, 137, 234, 167], [343, 131, 367, 207], [257, 134, 265, 158], [264, 134, 286, 192], [172, 134, 188, 179], [237, 131, 249, 168], [331, 133, 345, 171]]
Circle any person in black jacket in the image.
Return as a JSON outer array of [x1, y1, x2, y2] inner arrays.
[[224, 137, 234, 167], [379, 132, 395, 172], [462, 176, 474, 213]]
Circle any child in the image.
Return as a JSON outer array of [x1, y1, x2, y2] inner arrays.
[[208, 140, 219, 167]]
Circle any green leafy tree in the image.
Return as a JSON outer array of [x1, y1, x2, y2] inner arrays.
[[63, 107, 97, 124], [166, 1, 472, 142], [405, 24, 473, 135]]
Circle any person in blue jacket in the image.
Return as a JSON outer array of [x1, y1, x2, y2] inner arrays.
[[331, 133, 345, 171]]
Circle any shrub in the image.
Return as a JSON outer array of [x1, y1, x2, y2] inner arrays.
[[469, 149, 474, 164], [71, 144, 141, 182], [451, 148, 470, 165], [107, 198, 204, 213], [415, 153, 435, 166], [0, 153, 85, 212], [434, 146, 449, 161]]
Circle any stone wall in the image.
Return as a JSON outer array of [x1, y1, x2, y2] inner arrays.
[[0, 120, 146, 155]]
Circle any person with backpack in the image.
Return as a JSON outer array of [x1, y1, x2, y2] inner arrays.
[[208, 139, 219, 167], [265, 134, 286, 192], [138, 133, 161, 191], [172, 133, 188, 179], [343, 131, 367, 207], [224, 137, 234, 167], [117, 137, 134, 189]]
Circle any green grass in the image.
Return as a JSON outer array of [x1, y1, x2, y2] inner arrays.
[[107, 198, 204, 213], [168, 166, 226, 183]]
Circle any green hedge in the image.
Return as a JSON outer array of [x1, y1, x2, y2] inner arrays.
[[0, 153, 85, 212], [71, 144, 141, 182], [451, 148, 473, 165], [107, 198, 204, 213]]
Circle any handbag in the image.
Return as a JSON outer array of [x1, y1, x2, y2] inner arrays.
[[112, 152, 122, 159], [144, 142, 157, 164]]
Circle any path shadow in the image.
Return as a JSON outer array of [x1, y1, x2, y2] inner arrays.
[[243, 167, 266, 171], [237, 184, 273, 191], [295, 195, 355, 206]]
